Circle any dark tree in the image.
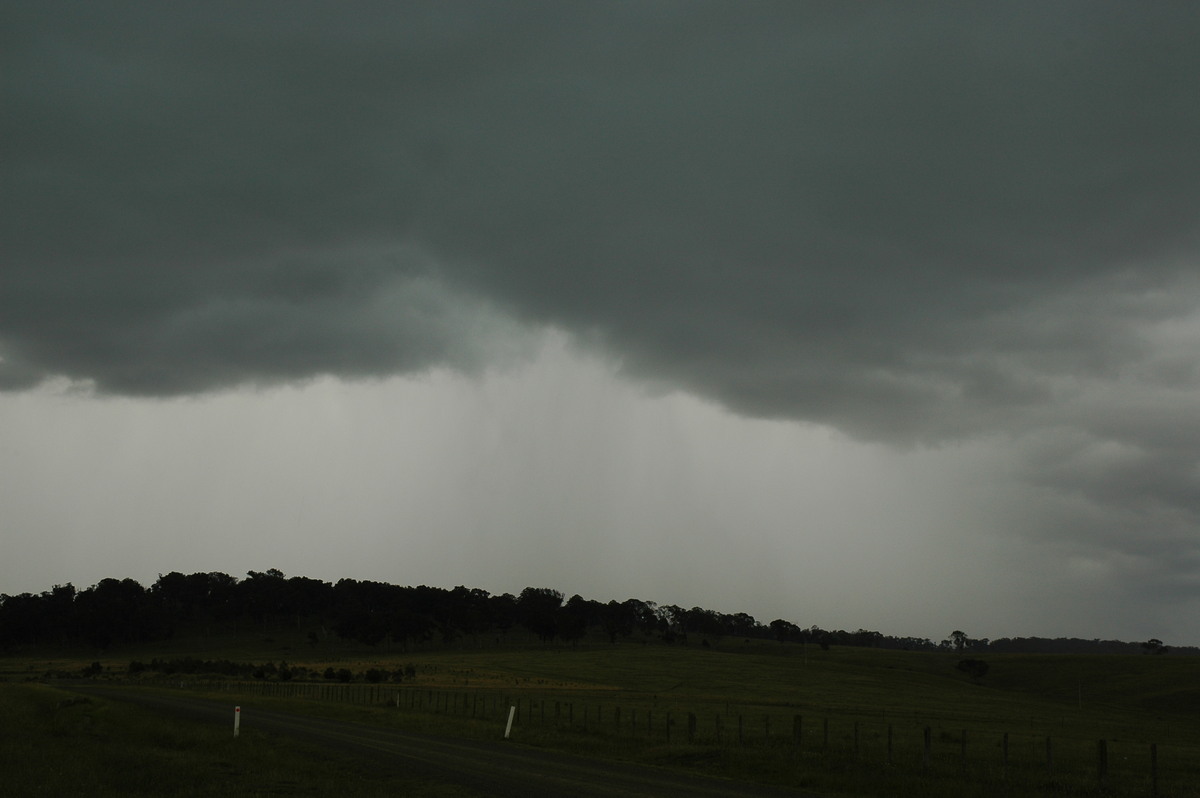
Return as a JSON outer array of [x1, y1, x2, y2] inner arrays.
[[770, 619, 801, 644], [517, 587, 564, 642], [600, 600, 635, 643], [558, 595, 594, 645], [74, 578, 159, 648]]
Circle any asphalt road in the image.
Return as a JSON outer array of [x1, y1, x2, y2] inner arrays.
[[68, 685, 821, 797]]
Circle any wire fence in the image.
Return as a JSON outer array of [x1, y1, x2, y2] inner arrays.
[[179, 679, 1198, 796]]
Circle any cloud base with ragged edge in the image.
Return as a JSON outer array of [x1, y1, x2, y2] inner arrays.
[[6, 3, 1199, 421], [4, 2, 1200, 636]]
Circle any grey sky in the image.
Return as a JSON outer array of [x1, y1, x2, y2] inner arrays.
[[3, 2, 1200, 644]]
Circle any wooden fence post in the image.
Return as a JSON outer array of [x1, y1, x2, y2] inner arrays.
[[1002, 732, 1009, 779], [1045, 736, 1052, 776], [793, 715, 802, 745], [1097, 739, 1108, 785], [688, 712, 697, 743], [823, 717, 829, 751], [716, 714, 723, 744], [923, 726, 932, 770], [887, 724, 893, 765], [1151, 742, 1159, 797]]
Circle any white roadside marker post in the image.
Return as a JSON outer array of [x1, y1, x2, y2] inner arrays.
[[234, 706, 241, 738], [504, 705, 516, 739]]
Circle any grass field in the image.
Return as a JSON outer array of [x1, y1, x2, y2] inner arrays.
[[0, 679, 485, 797], [4, 628, 1199, 796]]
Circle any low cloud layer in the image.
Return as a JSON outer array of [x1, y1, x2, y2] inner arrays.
[[5, 3, 1200, 638], [6, 3, 1198, 419]]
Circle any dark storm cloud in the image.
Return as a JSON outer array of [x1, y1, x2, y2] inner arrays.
[[4, 4, 1199, 438], [5, 1, 1200, 641]]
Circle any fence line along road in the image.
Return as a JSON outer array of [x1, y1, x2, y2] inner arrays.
[[67, 685, 817, 798]]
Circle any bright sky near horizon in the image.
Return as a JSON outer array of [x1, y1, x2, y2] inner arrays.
[[3, 2, 1200, 645]]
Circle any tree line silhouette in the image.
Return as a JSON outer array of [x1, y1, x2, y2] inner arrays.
[[1, 570, 1191, 655]]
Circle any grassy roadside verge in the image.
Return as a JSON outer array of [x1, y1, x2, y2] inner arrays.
[[0, 682, 480, 797]]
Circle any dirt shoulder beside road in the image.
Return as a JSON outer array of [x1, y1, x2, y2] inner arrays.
[[68, 685, 820, 798]]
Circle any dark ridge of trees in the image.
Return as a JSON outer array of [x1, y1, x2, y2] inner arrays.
[[1, 570, 1196, 656], [985, 636, 1168, 655]]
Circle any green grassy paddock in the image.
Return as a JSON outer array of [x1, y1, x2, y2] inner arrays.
[[0, 682, 479, 797], [5, 630, 1199, 796]]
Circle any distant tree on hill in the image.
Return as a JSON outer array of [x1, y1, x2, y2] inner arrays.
[[770, 619, 801, 644], [849, 629, 883, 648], [1142, 638, 1169, 655], [600, 600, 635, 643], [74, 577, 161, 649], [517, 587, 564, 642], [558, 595, 592, 645]]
